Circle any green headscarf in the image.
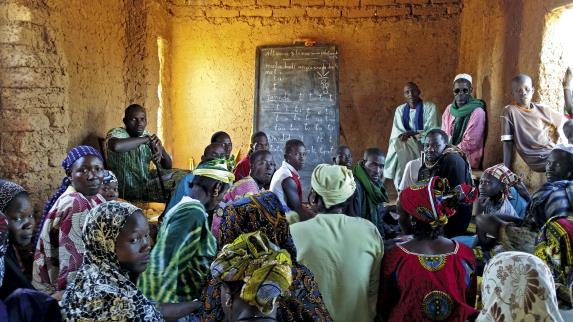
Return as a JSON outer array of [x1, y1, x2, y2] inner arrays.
[[353, 162, 389, 226], [193, 157, 235, 183], [449, 97, 485, 145]]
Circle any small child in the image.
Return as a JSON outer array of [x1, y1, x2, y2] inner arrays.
[[98, 170, 119, 201], [477, 163, 529, 219]]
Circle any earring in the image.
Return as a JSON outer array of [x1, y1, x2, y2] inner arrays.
[[212, 189, 219, 197]]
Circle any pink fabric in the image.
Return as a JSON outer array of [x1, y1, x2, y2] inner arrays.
[[223, 177, 260, 203], [32, 187, 105, 294], [442, 104, 486, 169]]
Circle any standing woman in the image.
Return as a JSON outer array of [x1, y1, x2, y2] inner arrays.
[[0, 180, 36, 299], [381, 176, 478, 321], [32, 145, 106, 297]]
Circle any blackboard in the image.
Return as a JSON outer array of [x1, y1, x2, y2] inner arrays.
[[254, 44, 340, 198]]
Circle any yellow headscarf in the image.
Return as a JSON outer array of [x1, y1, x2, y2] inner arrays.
[[311, 164, 356, 208], [210, 231, 292, 314]]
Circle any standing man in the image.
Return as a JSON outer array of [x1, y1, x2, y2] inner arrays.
[[233, 131, 270, 182], [417, 129, 473, 237], [269, 139, 312, 221], [290, 164, 383, 322], [384, 82, 439, 190], [106, 104, 186, 201], [441, 74, 486, 169]]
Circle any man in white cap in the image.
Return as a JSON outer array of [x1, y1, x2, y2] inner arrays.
[[441, 73, 486, 169], [502, 74, 566, 172], [289, 164, 383, 322]]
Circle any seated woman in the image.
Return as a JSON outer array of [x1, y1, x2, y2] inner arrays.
[[381, 176, 478, 321], [203, 191, 332, 321], [61, 202, 200, 321], [477, 163, 529, 218], [33, 145, 107, 297], [0, 180, 36, 299], [210, 231, 292, 322], [535, 215, 573, 316], [477, 251, 564, 322]]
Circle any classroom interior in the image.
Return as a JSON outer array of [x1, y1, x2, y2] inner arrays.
[[1, 0, 572, 207]]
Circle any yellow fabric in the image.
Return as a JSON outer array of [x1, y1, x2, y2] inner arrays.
[[311, 164, 356, 208], [210, 231, 292, 314]]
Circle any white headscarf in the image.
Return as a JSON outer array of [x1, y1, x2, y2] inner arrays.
[[477, 251, 564, 322], [311, 164, 356, 208]]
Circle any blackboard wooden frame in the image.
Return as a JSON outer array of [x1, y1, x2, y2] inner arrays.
[[253, 44, 340, 198]]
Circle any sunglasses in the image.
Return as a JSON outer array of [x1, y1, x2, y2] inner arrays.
[[453, 88, 470, 95]]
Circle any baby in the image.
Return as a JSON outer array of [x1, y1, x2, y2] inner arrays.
[[99, 170, 119, 201]]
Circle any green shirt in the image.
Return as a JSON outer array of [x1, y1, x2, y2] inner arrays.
[[290, 213, 384, 322], [138, 197, 216, 303], [105, 127, 156, 200]]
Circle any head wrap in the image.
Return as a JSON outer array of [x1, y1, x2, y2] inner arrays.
[[0, 212, 8, 288], [61, 201, 162, 321], [555, 143, 573, 156], [102, 170, 118, 185], [202, 191, 332, 321], [0, 179, 26, 213], [211, 231, 292, 315], [311, 164, 356, 208], [400, 176, 477, 228], [36, 146, 103, 245], [477, 252, 564, 322], [454, 73, 472, 85], [483, 163, 521, 198], [193, 158, 235, 184]]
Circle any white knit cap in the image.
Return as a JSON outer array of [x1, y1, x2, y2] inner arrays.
[[454, 73, 472, 85]]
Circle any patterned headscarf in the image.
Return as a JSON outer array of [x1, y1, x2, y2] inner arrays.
[[477, 252, 564, 322], [37, 145, 103, 243], [0, 179, 26, 213], [0, 211, 8, 288], [102, 170, 118, 185], [483, 163, 520, 198], [193, 157, 235, 184], [211, 231, 292, 314], [202, 191, 332, 321], [60, 202, 162, 321], [400, 176, 477, 228], [311, 164, 356, 208]]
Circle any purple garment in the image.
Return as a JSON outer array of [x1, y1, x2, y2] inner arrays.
[[401, 101, 424, 132], [4, 288, 62, 322]]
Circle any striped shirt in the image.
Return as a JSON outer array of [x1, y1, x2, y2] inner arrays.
[[138, 197, 216, 303], [105, 127, 158, 200]]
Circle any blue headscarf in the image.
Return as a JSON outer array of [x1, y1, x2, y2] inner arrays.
[[401, 100, 424, 132], [35, 146, 103, 244]]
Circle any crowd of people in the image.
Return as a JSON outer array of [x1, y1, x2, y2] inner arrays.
[[1, 70, 573, 321]]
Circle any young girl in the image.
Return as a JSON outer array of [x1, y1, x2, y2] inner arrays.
[[477, 163, 529, 218], [61, 202, 199, 321]]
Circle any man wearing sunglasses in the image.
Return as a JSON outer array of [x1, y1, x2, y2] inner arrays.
[[441, 74, 487, 169]]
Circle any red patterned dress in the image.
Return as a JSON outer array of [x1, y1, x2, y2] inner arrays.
[[32, 186, 105, 294], [381, 241, 478, 321]]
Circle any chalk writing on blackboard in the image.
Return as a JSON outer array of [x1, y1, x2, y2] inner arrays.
[[254, 45, 340, 197]]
